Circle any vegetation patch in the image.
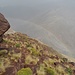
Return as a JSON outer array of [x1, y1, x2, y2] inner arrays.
[[17, 68, 33, 75], [15, 43, 20, 48], [66, 68, 72, 75], [45, 67, 56, 75], [0, 32, 75, 75]]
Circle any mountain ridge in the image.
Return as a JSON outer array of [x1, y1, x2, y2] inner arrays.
[[0, 32, 75, 75]]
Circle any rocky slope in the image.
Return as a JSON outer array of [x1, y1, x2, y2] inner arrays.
[[0, 32, 75, 75]]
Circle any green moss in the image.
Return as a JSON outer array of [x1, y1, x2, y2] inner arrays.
[[28, 48, 40, 56], [66, 68, 72, 75], [17, 68, 33, 75], [27, 47, 39, 56], [15, 43, 20, 48], [45, 67, 56, 75]]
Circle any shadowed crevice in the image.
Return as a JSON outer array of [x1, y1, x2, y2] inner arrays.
[[0, 48, 9, 50]]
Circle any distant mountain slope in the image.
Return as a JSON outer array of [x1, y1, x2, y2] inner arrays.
[[6, 18, 72, 57], [0, 32, 75, 75]]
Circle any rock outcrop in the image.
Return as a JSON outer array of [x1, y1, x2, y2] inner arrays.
[[0, 13, 10, 42]]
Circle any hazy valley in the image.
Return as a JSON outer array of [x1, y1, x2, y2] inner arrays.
[[0, 0, 75, 58]]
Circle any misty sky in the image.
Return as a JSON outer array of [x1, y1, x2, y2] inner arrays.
[[0, 0, 52, 7], [1, 0, 75, 58], [1, 0, 75, 17]]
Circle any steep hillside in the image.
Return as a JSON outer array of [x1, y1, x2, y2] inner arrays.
[[0, 32, 75, 75]]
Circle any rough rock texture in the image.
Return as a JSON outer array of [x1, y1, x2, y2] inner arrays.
[[0, 13, 10, 42]]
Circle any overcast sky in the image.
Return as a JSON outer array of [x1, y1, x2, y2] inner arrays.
[[1, 0, 75, 58], [0, 0, 52, 7]]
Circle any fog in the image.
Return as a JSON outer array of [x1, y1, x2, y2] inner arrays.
[[0, 0, 75, 58]]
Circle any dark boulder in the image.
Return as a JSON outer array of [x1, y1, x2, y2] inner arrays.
[[0, 13, 10, 42]]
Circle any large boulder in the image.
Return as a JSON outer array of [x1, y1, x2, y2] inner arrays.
[[0, 13, 10, 42]]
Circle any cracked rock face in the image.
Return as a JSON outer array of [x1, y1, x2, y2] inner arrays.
[[0, 13, 10, 42]]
